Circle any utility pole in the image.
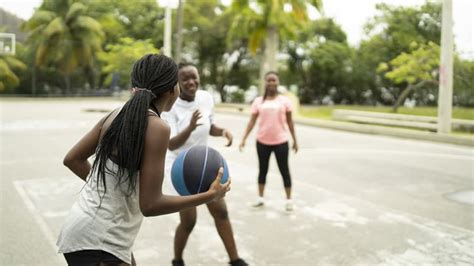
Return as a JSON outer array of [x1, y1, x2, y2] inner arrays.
[[175, 0, 184, 63], [437, 0, 454, 134], [164, 4, 172, 57]]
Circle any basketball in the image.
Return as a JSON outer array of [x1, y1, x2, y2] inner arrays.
[[171, 145, 229, 195]]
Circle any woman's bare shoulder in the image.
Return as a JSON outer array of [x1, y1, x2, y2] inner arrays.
[[146, 116, 171, 139]]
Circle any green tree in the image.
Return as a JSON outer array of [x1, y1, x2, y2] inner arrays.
[[84, 0, 164, 48], [98, 37, 159, 89], [365, 2, 441, 54], [377, 41, 440, 111], [0, 54, 27, 92], [357, 1, 441, 105], [453, 58, 474, 107], [22, 0, 104, 93], [180, 0, 258, 102], [228, 0, 323, 93], [284, 18, 355, 104]]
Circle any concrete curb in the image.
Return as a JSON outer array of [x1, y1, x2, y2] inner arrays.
[[215, 106, 474, 147]]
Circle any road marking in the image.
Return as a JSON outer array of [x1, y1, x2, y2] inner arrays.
[[1, 157, 62, 165], [302, 148, 474, 161], [13, 180, 58, 250], [0, 120, 91, 131]]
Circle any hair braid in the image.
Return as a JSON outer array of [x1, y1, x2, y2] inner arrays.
[[91, 54, 178, 198]]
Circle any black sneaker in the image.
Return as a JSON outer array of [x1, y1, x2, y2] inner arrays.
[[172, 259, 185, 266], [229, 258, 249, 266]]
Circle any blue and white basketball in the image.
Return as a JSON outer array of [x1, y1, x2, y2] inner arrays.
[[171, 145, 229, 196]]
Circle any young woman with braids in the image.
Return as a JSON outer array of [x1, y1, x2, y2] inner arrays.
[[161, 63, 248, 266], [57, 54, 230, 266], [239, 71, 298, 212]]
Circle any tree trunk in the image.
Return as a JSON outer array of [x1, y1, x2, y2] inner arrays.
[[32, 45, 38, 96], [175, 0, 184, 63], [392, 80, 438, 112], [85, 65, 95, 90], [259, 25, 279, 94], [64, 74, 71, 95], [211, 61, 226, 102], [31, 65, 36, 96], [218, 82, 227, 103], [392, 84, 414, 112]]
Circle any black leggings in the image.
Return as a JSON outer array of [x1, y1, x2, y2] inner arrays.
[[64, 250, 128, 266], [256, 141, 292, 188]]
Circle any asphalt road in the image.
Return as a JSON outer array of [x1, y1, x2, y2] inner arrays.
[[1, 99, 473, 265]]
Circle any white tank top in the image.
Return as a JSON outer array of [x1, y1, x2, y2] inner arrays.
[[57, 160, 143, 264]]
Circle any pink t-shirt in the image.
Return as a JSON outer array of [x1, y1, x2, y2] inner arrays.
[[251, 95, 293, 145]]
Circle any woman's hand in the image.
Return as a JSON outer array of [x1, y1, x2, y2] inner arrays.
[[208, 167, 231, 201], [188, 110, 202, 131], [238, 139, 246, 152], [292, 142, 299, 153], [222, 129, 233, 147]]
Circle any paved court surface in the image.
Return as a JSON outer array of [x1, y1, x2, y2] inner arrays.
[[1, 99, 473, 265]]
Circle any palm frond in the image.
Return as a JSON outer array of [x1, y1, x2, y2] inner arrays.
[[307, 0, 323, 11], [231, 0, 250, 9], [0, 59, 21, 89], [35, 43, 49, 65], [26, 25, 47, 42], [64, 52, 79, 74], [4, 56, 27, 71], [65, 2, 86, 23], [43, 17, 66, 39], [73, 16, 105, 39], [22, 10, 56, 31], [289, 0, 307, 21], [248, 26, 267, 54]]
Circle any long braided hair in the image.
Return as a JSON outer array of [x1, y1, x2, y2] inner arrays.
[[91, 54, 178, 196]]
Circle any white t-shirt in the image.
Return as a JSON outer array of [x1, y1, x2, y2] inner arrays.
[[161, 90, 214, 194]]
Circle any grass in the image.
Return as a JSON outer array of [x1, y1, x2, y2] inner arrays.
[[299, 105, 474, 120]]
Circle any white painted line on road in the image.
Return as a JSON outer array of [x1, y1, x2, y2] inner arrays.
[[13, 180, 58, 251], [1, 157, 62, 165], [301, 148, 474, 161]]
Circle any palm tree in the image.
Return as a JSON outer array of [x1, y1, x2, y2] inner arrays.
[[228, 0, 323, 93], [0, 55, 26, 92], [22, 0, 104, 93]]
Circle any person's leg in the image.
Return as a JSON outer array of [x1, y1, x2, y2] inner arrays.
[[207, 199, 241, 262], [274, 142, 293, 211], [256, 141, 272, 200], [173, 207, 197, 262]]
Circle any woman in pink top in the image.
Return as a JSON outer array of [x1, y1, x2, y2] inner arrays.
[[239, 71, 298, 212]]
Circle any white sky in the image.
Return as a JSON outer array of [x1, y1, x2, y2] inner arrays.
[[1, 0, 472, 58]]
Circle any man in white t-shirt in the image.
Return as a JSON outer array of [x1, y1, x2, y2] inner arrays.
[[161, 63, 248, 266]]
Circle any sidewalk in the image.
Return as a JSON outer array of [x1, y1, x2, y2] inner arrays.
[[215, 103, 474, 147]]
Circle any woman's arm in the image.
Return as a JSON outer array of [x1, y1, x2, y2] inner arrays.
[[238, 113, 258, 151], [210, 124, 232, 147], [168, 110, 202, 151], [63, 115, 108, 181], [286, 111, 298, 153], [139, 117, 230, 217]]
